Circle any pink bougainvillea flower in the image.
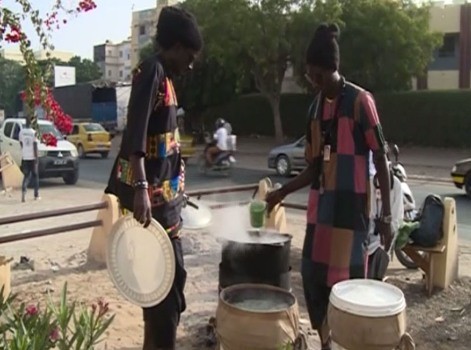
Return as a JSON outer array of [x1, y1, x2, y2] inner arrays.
[[42, 133, 58, 147]]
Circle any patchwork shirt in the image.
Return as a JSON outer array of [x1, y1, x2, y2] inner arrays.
[[105, 55, 184, 234]]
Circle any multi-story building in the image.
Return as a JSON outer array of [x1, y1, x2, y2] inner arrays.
[[0, 48, 75, 64], [416, 0, 471, 90], [130, 0, 179, 68], [93, 38, 132, 82]]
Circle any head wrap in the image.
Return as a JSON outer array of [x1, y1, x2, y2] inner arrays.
[[306, 23, 340, 70], [156, 6, 203, 51]]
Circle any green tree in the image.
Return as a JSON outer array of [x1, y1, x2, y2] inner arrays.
[[67, 55, 102, 83], [36, 57, 66, 86], [184, 0, 323, 141], [139, 42, 156, 62], [0, 57, 25, 115], [337, 0, 441, 92], [138, 40, 246, 124]]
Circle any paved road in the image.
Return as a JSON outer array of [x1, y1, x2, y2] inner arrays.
[[38, 150, 471, 241]]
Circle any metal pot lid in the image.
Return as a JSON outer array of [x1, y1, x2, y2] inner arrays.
[[106, 215, 176, 308], [181, 200, 212, 230]]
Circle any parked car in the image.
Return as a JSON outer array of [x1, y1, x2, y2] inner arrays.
[[267, 136, 307, 177], [0, 118, 80, 185], [451, 158, 471, 197], [67, 122, 111, 158]]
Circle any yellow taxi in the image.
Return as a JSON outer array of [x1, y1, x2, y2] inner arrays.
[[67, 122, 112, 158]]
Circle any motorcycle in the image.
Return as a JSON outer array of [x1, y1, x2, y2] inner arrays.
[[196, 131, 237, 176], [390, 144, 420, 269]]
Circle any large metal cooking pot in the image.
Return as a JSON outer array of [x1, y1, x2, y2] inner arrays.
[[219, 230, 292, 291]]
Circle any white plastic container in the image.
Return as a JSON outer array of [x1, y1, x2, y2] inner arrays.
[[328, 279, 407, 350]]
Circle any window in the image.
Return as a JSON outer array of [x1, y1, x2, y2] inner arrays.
[[12, 123, 21, 141], [139, 25, 146, 35], [438, 34, 457, 58], [37, 123, 63, 139], [108, 70, 112, 77], [119, 51, 123, 58], [127, 53, 130, 60], [119, 70, 123, 77], [83, 123, 105, 132], [3, 122, 13, 138], [107, 50, 111, 56], [72, 125, 79, 135]]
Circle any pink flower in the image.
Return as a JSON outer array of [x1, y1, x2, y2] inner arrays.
[[49, 327, 60, 342], [25, 304, 38, 316]]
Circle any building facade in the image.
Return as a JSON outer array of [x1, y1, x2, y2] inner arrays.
[[416, 1, 471, 90], [130, 0, 179, 68], [93, 39, 132, 82], [0, 48, 75, 64]]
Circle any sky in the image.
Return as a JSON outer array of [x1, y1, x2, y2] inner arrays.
[[2, 0, 159, 59]]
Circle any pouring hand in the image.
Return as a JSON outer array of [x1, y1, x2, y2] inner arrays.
[[265, 189, 286, 214]]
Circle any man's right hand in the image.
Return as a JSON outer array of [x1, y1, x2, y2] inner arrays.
[[133, 189, 152, 228], [265, 188, 286, 214]]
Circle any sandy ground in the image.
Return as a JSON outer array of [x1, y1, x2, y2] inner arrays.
[[1, 191, 471, 350]]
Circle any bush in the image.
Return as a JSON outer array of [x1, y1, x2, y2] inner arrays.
[[0, 283, 114, 349], [216, 90, 471, 148]]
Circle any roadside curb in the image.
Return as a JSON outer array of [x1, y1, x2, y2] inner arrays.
[[408, 174, 451, 184]]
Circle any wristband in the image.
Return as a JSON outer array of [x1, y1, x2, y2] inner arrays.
[[132, 180, 148, 190]]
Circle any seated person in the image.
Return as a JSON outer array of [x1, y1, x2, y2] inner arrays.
[[205, 118, 228, 166], [367, 151, 404, 280]]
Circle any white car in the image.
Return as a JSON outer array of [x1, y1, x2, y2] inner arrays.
[[0, 118, 80, 185]]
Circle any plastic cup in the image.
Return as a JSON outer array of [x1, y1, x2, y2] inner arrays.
[[249, 200, 267, 228]]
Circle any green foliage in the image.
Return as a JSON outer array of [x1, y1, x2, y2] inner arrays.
[[338, 0, 442, 92], [0, 283, 115, 350], [184, 0, 307, 141], [139, 42, 156, 63], [220, 90, 471, 148], [0, 57, 25, 115], [138, 31, 247, 123], [67, 56, 102, 83], [182, 0, 440, 140]]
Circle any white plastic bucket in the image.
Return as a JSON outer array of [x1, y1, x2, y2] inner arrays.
[[328, 279, 407, 350]]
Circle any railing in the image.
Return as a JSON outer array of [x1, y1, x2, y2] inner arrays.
[[0, 183, 306, 245]]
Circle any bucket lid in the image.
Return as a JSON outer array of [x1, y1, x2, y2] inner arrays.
[[106, 215, 176, 308], [329, 279, 406, 317], [181, 200, 212, 230]]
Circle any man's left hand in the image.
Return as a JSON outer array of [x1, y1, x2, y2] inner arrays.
[[377, 221, 393, 252]]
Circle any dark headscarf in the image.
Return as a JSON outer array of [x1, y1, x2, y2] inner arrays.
[[156, 6, 203, 51], [306, 23, 340, 71]]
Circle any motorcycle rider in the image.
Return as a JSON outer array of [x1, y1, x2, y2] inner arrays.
[[205, 118, 228, 167], [367, 151, 404, 280]]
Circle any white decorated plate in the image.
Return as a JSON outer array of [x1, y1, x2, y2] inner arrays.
[[106, 215, 175, 307]]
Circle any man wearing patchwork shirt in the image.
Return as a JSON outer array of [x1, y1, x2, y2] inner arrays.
[[105, 6, 202, 350]]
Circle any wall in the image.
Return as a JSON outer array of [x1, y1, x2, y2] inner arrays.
[[427, 70, 460, 90]]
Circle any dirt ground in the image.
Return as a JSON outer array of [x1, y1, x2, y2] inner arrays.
[[3, 206, 471, 350]]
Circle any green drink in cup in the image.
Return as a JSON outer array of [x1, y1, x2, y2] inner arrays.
[[249, 200, 267, 229]]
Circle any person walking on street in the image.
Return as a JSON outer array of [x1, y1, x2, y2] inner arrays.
[[104, 6, 202, 350], [19, 119, 40, 202], [266, 23, 392, 350]]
